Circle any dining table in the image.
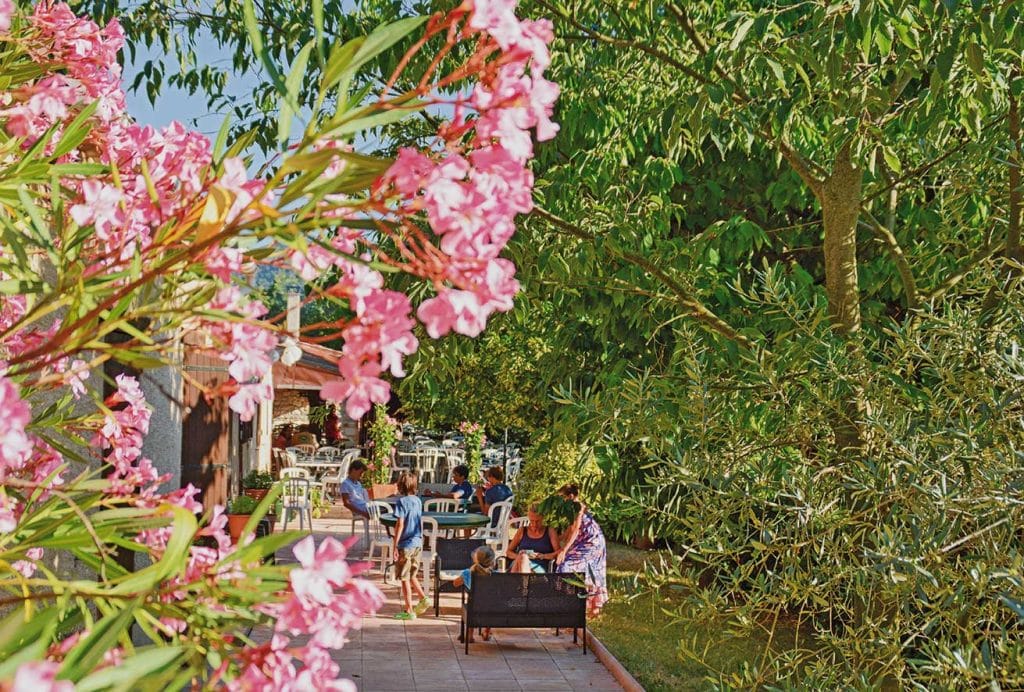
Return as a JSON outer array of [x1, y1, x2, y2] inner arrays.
[[379, 511, 490, 531]]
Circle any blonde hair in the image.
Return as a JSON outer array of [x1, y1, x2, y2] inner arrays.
[[469, 545, 496, 577]]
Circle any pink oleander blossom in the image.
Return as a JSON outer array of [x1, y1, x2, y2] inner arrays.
[[9, 660, 73, 692]]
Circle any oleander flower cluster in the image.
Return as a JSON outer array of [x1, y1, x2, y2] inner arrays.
[[0, 0, 555, 687]]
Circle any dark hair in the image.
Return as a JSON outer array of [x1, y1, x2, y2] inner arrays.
[[453, 464, 469, 479], [486, 465, 504, 482], [349, 460, 366, 472], [558, 483, 580, 498], [398, 470, 418, 495]]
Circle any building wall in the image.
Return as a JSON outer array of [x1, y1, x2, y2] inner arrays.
[[273, 389, 310, 427], [140, 364, 183, 492]]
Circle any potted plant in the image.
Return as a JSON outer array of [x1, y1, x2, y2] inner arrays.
[[459, 421, 486, 482], [242, 470, 275, 501], [366, 404, 398, 499], [226, 495, 260, 543]]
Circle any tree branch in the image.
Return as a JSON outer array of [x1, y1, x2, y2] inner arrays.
[[859, 208, 919, 309], [531, 206, 759, 352]]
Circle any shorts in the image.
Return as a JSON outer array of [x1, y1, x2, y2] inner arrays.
[[396, 546, 421, 580]]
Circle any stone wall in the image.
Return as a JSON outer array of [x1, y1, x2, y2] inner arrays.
[[273, 389, 311, 427]]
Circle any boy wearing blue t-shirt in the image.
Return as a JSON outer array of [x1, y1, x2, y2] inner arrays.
[[449, 464, 474, 502], [392, 471, 428, 620]]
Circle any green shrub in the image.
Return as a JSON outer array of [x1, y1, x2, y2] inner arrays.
[[515, 431, 597, 510], [537, 494, 581, 532]]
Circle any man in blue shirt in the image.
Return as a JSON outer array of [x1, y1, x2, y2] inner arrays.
[[476, 465, 513, 526], [392, 471, 427, 620], [339, 460, 370, 519]]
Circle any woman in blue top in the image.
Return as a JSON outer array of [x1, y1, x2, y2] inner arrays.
[[506, 504, 561, 573]]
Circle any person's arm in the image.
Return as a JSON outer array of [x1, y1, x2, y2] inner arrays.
[[556, 510, 584, 564], [505, 528, 524, 560], [392, 516, 404, 556], [545, 527, 562, 561], [476, 486, 488, 515]]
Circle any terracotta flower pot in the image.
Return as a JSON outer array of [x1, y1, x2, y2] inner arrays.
[[367, 482, 398, 499], [227, 514, 251, 542], [244, 488, 269, 501]]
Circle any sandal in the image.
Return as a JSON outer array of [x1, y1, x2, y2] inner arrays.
[[394, 611, 416, 621]]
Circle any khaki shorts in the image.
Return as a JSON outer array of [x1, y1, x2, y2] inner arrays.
[[396, 546, 421, 580]]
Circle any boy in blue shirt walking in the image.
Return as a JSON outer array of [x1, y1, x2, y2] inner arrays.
[[392, 471, 428, 620]]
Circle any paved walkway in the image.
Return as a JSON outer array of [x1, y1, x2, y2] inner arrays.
[[276, 514, 624, 692]]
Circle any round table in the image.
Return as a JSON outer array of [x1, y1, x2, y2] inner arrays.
[[379, 511, 490, 530]]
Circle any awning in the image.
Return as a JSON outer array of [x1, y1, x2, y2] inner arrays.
[[271, 342, 342, 391]]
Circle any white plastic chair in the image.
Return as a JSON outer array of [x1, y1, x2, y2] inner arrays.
[[281, 467, 310, 480], [505, 457, 523, 483], [317, 446, 341, 457], [423, 498, 460, 513], [367, 501, 394, 581], [473, 500, 514, 555], [420, 516, 440, 596], [281, 477, 313, 532]]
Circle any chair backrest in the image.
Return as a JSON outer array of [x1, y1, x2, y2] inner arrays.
[[282, 477, 311, 505], [367, 500, 392, 541], [292, 443, 317, 455], [507, 516, 529, 535], [467, 573, 586, 619], [424, 498, 459, 513], [505, 458, 523, 483], [317, 446, 340, 457], [281, 467, 309, 480], [421, 516, 440, 553], [488, 500, 514, 530], [435, 538, 487, 572], [340, 448, 362, 464]]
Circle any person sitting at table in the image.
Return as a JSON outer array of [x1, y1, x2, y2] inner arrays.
[[339, 460, 370, 519], [475, 465, 513, 526], [506, 504, 560, 573], [272, 424, 292, 449], [448, 465, 474, 501]]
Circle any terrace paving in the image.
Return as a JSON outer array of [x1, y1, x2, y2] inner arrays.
[[274, 514, 624, 692]]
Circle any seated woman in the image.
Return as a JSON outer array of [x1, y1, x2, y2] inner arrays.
[[506, 504, 560, 573]]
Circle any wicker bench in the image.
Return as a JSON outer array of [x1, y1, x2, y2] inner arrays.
[[461, 572, 587, 655]]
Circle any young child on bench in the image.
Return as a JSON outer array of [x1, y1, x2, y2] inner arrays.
[[453, 545, 495, 642]]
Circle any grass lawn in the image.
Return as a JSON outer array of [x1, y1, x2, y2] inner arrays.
[[592, 542, 796, 691]]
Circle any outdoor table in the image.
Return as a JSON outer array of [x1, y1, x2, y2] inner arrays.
[[379, 511, 489, 531]]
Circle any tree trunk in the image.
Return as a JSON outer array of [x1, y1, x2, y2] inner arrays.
[[821, 144, 863, 336], [820, 144, 865, 451]]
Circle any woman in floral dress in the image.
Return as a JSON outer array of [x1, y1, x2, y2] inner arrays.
[[554, 483, 608, 617]]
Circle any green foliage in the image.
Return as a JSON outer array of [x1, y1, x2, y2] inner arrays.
[[459, 421, 485, 482], [366, 403, 397, 485], [228, 495, 260, 514], [537, 494, 580, 532], [242, 470, 275, 490], [515, 432, 595, 509]]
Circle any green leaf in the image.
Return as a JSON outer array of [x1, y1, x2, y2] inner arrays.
[[312, 0, 325, 65], [965, 41, 985, 77], [52, 100, 99, 159], [323, 100, 426, 139], [58, 603, 139, 682], [76, 646, 186, 692], [213, 113, 233, 162], [279, 40, 315, 143], [729, 16, 755, 51], [242, 0, 289, 106]]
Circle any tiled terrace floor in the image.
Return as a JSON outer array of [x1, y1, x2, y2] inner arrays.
[[277, 515, 624, 692]]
